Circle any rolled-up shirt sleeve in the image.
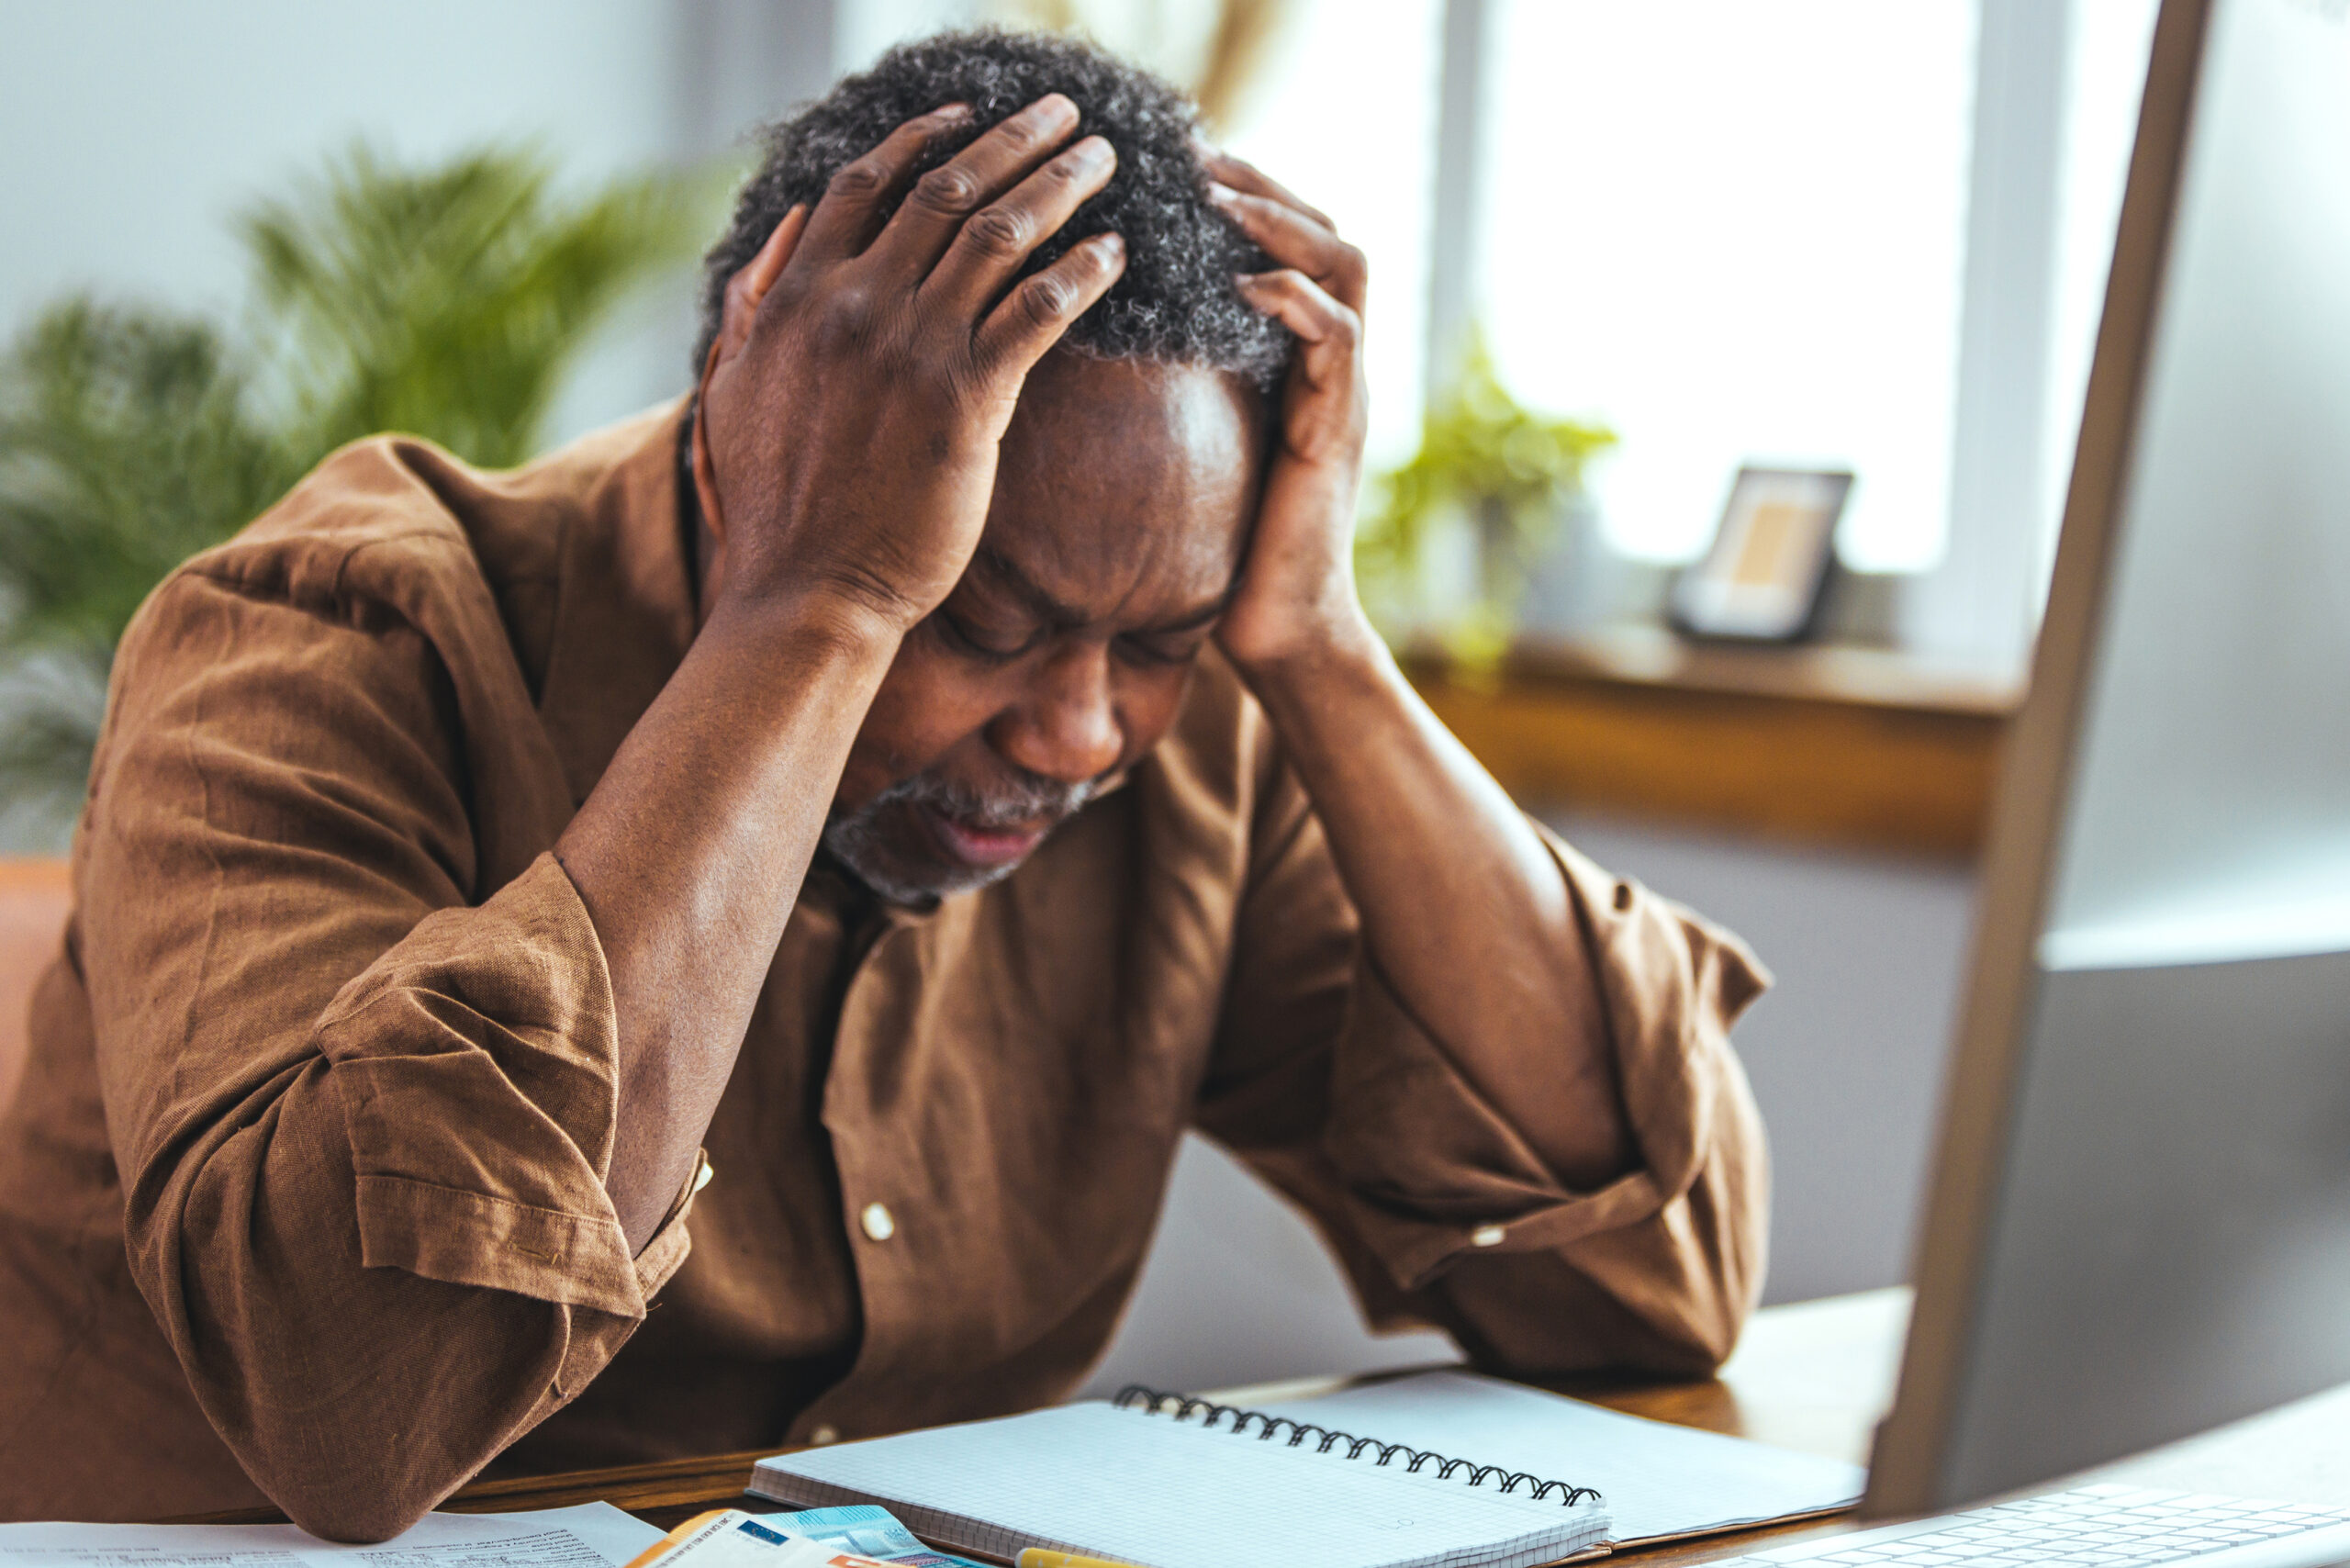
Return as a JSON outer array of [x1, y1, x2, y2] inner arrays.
[[81, 569, 691, 1540], [1196, 762, 1771, 1379]]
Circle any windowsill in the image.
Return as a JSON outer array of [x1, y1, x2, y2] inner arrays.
[[1398, 627, 2020, 860], [1484, 624, 2022, 714]]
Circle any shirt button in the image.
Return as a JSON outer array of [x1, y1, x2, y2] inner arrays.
[[809, 1425, 840, 1446], [860, 1202, 896, 1242], [1470, 1224, 1506, 1248]]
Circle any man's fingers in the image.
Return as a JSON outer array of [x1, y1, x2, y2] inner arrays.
[[720, 204, 809, 361], [1197, 144, 1335, 230], [921, 135, 1117, 318], [1235, 268, 1360, 383], [973, 232, 1127, 379], [867, 94, 1084, 275], [795, 104, 974, 263], [1213, 185, 1367, 313]]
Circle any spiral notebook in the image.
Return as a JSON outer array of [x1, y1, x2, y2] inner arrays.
[[749, 1370, 1862, 1568], [749, 1394, 1608, 1568]]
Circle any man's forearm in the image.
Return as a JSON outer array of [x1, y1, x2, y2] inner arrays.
[[556, 591, 902, 1250], [1194, 142, 1630, 1189], [1234, 625, 1635, 1191]]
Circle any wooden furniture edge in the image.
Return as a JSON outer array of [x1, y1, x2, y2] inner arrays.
[[1417, 630, 2021, 719], [1400, 647, 2011, 861], [442, 1449, 778, 1518], [173, 1449, 779, 1529]]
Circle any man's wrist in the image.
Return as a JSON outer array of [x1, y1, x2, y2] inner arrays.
[[699, 583, 908, 682], [1225, 603, 1390, 701]]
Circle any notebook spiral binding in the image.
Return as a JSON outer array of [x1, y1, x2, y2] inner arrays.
[[1113, 1385, 1602, 1508]]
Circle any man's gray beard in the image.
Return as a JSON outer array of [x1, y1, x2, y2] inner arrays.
[[823, 767, 1097, 907]]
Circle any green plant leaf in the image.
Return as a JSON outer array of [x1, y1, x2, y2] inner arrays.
[[240, 142, 712, 468], [0, 299, 290, 655], [0, 141, 718, 826], [1357, 328, 1616, 655]]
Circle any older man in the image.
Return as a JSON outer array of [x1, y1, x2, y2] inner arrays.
[[0, 30, 1767, 1539]]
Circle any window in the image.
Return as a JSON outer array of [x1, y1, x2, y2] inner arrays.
[[1475, 1, 1979, 573], [2039, 0, 2165, 589], [1220, 0, 1445, 470]]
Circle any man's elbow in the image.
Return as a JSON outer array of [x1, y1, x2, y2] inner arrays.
[[272, 1475, 441, 1546], [219, 1358, 553, 1544], [1625, 1290, 1751, 1377], [1643, 1216, 1766, 1375]]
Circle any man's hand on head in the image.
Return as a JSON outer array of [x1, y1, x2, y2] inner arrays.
[[1202, 149, 1380, 683], [690, 95, 1129, 644]]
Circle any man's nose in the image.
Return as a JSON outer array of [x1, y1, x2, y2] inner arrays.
[[990, 642, 1123, 786]]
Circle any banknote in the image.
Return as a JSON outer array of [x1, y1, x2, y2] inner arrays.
[[760, 1506, 989, 1568], [652, 1510, 886, 1568]]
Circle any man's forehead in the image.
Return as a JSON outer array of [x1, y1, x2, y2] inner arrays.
[[978, 353, 1261, 620], [996, 353, 1260, 489]]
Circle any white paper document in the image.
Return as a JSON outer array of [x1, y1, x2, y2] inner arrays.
[[0, 1504, 664, 1568]]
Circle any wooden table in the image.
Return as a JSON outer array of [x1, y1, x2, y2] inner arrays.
[[212, 1284, 2350, 1562]]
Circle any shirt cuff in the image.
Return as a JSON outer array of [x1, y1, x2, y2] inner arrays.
[[631, 1149, 706, 1295], [1323, 819, 1768, 1293], [324, 853, 679, 1320], [347, 1149, 702, 1320]]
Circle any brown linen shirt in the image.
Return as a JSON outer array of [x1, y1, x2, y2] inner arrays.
[[0, 403, 1770, 1539]]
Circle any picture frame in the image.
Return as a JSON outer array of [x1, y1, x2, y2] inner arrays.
[[1668, 466, 1854, 642]]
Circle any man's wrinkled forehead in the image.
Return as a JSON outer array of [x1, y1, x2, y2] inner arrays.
[[979, 353, 1264, 614]]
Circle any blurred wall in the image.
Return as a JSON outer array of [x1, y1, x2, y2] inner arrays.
[[1555, 818, 1975, 1306]]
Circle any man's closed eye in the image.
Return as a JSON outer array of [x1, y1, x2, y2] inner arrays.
[[935, 610, 1040, 662]]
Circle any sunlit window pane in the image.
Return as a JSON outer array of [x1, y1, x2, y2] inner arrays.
[[1221, 0, 1443, 470], [2039, 0, 2163, 586], [1477, 0, 1976, 571]]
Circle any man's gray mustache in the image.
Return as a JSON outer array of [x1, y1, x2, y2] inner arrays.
[[863, 768, 1096, 832]]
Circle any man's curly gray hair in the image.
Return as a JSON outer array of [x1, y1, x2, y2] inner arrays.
[[694, 28, 1295, 397]]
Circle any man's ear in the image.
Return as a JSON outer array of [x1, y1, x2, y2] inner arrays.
[[690, 336, 731, 555], [691, 204, 811, 547]]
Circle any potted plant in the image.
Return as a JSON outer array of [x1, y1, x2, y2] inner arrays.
[[1355, 330, 1614, 674]]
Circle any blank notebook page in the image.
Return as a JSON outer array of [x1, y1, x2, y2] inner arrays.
[[752, 1402, 1609, 1568], [1260, 1372, 1864, 1546]]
